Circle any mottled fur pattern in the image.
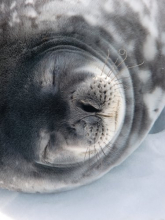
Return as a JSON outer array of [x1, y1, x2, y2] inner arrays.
[[0, 0, 165, 192]]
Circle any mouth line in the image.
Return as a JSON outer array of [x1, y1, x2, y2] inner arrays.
[[35, 160, 82, 169]]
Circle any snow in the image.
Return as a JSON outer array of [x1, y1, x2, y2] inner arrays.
[[0, 108, 165, 220]]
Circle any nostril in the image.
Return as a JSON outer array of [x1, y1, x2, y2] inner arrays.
[[79, 102, 100, 113]]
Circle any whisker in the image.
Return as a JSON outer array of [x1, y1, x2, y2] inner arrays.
[[99, 144, 106, 156], [114, 57, 119, 65], [127, 61, 144, 69], [93, 145, 100, 163], [96, 113, 115, 118], [101, 49, 110, 75], [84, 146, 89, 162], [116, 49, 127, 67]]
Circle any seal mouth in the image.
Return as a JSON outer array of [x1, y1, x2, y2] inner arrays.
[[36, 159, 82, 169]]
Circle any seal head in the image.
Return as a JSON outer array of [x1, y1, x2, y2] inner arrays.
[[0, 0, 164, 192]]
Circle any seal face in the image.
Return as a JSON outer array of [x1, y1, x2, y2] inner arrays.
[[35, 50, 125, 167], [0, 0, 165, 193]]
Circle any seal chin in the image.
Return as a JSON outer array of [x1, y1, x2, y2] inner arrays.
[[34, 47, 126, 168]]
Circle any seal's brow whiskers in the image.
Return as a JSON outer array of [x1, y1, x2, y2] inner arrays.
[[116, 49, 127, 67], [113, 48, 144, 70], [114, 57, 119, 65], [127, 61, 145, 69], [101, 49, 110, 76]]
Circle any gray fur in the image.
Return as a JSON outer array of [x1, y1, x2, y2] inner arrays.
[[0, 0, 164, 193]]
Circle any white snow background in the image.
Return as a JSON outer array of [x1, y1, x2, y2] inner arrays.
[[0, 108, 165, 220]]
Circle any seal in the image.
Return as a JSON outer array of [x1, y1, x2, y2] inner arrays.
[[0, 0, 165, 193]]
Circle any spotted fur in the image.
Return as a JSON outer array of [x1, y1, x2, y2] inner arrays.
[[0, 0, 164, 193]]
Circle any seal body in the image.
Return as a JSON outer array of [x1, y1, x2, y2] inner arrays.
[[0, 0, 164, 193]]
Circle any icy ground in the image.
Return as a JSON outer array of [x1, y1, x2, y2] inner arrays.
[[0, 108, 165, 220]]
